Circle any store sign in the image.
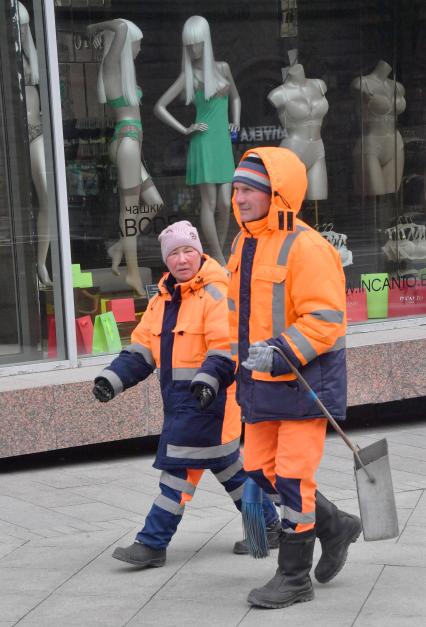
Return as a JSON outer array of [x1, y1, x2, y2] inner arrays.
[[347, 277, 426, 319], [238, 125, 286, 143], [388, 285, 426, 317]]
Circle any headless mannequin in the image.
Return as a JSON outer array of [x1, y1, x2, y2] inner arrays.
[[19, 19, 51, 286], [351, 60, 406, 195], [87, 19, 163, 296], [154, 19, 240, 266], [268, 63, 329, 200]]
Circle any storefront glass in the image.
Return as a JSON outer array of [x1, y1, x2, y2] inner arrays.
[[52, 0, 426, 359], [0, 0, 65, 366]]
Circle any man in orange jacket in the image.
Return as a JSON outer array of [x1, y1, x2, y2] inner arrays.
[[228, 148, 361, 609]]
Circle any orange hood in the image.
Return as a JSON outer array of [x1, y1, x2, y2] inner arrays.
[[232, 147, 308, 233]]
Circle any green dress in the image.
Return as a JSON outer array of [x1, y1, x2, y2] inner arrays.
[[186, 90, 235, 185]]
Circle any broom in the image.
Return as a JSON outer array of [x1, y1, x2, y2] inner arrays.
[[241, 478, 270, 558]]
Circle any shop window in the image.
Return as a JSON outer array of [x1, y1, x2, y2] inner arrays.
[[0, 1, 65, 365], [53, 0, 426, 361]]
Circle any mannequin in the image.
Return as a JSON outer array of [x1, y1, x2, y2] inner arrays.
[[18, 2, 51, 286], [268, 62, 329, 200], [87, 18, 163, 296], [351, 60, 406, 195], [154, 15, 240, 265]]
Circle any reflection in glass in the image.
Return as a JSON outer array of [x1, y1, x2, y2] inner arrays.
[[19, 1, 52, 286]]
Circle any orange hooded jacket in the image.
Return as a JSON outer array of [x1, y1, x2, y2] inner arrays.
[[227, 147, 347, 422], [101, 255, 241, 470]]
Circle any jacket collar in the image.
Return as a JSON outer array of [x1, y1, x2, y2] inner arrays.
[[242, 215, 269, 238]]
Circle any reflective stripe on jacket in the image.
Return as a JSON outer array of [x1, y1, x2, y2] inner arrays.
[[227, 147, 347, 423], [101, 255, 241, 469]]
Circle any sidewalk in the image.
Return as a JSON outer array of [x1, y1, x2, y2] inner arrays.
[[1, 419, 426, 627]]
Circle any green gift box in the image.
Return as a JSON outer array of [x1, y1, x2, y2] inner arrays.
[[92, 312, 122, 354], [360, 273, 389, 318], [72, 263, 93, 288]]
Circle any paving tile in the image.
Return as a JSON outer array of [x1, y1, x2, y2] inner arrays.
[[0, 529, 128, 570], [0, 520, 44, 542], [354, 565, 426, 627], [0, 592, 50, 622], [383, 432, 426, 449], [127, 597, 246, 627], [381, 442, 426, 462], [0, 477, 93, 508], [387, 453, 426, 476], [389, 469, 426, 491], [68, 484, 156, 516], [16, 594, 144, 627], [0, 494, 104, 536], [393, 489, 423, 508], [404, 490, 426, 526], [59, 541, 210, 600], [0, 536, 28, 560], [29, 465, 136, 489], [240, 564, 383, 627], [51, 502, 141, 523], [1, 419, 425, 625], [0, 566, 68, 594]]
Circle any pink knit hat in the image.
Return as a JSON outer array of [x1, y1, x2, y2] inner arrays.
[[158, 220, 203, 263]]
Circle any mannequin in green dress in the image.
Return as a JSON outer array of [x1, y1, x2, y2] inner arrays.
[[154, 15, 240, 265]]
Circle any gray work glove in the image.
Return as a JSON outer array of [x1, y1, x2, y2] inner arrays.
[[241, 341, 274, 372]]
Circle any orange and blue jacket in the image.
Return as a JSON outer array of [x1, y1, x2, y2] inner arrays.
[[98, 255, 241, 469], [227, 147, 347, 422]]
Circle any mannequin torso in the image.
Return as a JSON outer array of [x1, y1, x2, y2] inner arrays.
[[268, 78, 328, 141], [352, 61, 406, 135], [20, 23, 51, 286], [23, 56, 40, 117], [351, 60, 406, 195], [268, 64, 328, 200]]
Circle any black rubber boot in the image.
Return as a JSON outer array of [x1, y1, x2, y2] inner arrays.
[[314, 491, 362, 584], [112, 542, 166, 568], [247, 529, 316, 609], [233, 519, 282, 554]]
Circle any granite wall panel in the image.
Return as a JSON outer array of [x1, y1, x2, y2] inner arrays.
[[1, 339, 425, 458]]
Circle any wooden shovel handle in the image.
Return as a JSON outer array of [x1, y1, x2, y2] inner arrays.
[[269, 346, 374, 481]]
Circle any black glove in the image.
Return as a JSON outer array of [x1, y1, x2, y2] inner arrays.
[[92, 378, 115, 403], [190, 383, 216, 409]]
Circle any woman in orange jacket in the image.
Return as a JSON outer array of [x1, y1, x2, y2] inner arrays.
[[93, 220, 278, 568], [228, 148, 361, 608]]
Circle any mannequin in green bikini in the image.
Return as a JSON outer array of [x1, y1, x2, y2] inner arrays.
[[154, 15, 240, 265], [87, 18, 163, 296], [19, 3, 51, 287]]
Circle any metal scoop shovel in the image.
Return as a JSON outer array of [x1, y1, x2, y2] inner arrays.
[[270, 345, 399, 541]]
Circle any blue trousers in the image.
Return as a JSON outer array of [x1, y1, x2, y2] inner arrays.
[[136, 458, 278, 549]]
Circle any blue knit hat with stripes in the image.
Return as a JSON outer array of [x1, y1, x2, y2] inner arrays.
[[232, 153, 271, 194]]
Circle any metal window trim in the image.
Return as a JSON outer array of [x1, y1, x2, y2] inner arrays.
[[347, 315, 426, 334], [42, 0, 77, 365]]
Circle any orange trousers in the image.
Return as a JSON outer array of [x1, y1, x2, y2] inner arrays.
[[243, 419, 328, 533]]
